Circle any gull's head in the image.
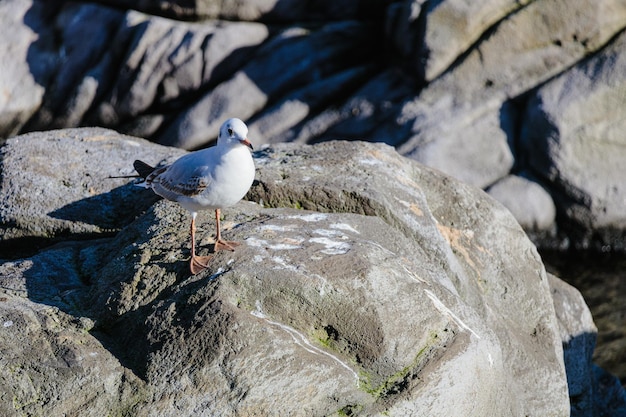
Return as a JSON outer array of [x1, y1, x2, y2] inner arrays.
[[218, 118, 253, 150]]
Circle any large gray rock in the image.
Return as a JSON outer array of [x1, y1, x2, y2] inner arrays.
[[0, 293, 144, 416], [246, 65, 378, 146], [549, 273, 598, 415], [20, 4, 127, 133], [267, 69, 417, 146], [550, 274, 626, 416], [521, 28, 626, 251], [487, 174, 556, 232], [386, 0, 531, 82], [278, 0, 626, 190], [389, 0, 626, 188], [0, 127, 601, 416], [22, 4, 270, 143], [0, 128, 184, 251], [157, 21, 376, 149]]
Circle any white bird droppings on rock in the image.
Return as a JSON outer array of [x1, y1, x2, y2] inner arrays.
[[359, 158, 382, 166], [309, 237, 351, 255], [288, 213, 328, 222], [330, 223, 359, 234], [246, 237, 302, 250], [425, 289, 480, 340], [312, 229, 348, 238], [259, 224, 299, 233]]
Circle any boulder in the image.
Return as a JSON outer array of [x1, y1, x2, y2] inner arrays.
[[21, 3, 270, 142], [0, 128, 184, 255], [0, 128, 587, 415], [487, 174, 556, 232], [549, 274, 626, 416], [0, 293, 144, 417], [246, 65, 378, 146], [549, 273, 597, 414], [272, 69, 416, 146], [389, 0, 626, 188], [20, 3, 126, 133], [521, 29, 626, 251], [386, 0, 530, 82], [157, 21, 378, 149]]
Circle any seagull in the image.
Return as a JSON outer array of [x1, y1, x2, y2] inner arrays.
[[133, 118, 255, 274]]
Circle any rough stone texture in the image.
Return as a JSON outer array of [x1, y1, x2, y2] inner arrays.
[[2, 0, 626, 250], [550, 273, 597, 415], [521, 28, 626, 251], [0, 128, 184, 254], [386, 0, 531, 81], [255, 68, 414, 147], [391, 0, 626, 188], [0, 128, 589, 416], [1, 0, 626, 407], [544, 249, 626, 396], [21, 4, 270, 142], [0, 294, 144, 417], [156, 21, 377, 149]]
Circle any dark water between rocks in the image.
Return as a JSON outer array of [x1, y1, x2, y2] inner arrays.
[[541, 250, 626, 388]]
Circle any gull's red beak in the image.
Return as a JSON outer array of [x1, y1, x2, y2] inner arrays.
[[241, 138, 253, 150]]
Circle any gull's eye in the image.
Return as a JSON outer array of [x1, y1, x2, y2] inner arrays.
[[227, 128, 233, 136]]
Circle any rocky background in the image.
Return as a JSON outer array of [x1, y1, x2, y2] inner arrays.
[[1, 0, 626, 415], [3, 0, 626, 251]]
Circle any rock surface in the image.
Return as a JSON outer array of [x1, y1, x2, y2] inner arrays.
[[1, 0, 625, 251], [487, 174, 556, 232], [2, 128, 624, 415], [549, 274, 626, 417], [0, 128, 184, 252], [544, 251, 626, 401], [521, 28, 626, 251]]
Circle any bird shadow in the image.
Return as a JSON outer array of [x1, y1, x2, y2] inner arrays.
[[47, 184, 159, 229], [0, 183, 158, 261]]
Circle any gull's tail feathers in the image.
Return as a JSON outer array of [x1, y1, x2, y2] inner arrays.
[[133, 160, 156, 179]]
